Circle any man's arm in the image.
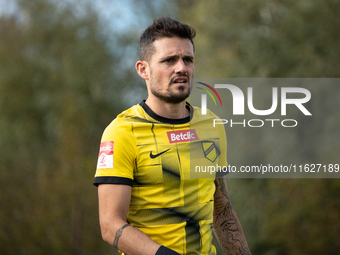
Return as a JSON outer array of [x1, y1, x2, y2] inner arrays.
[[98, 184, 161, 255], [213, 177, 251, 255]]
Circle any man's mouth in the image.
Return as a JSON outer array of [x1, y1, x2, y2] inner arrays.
[[172, 76, 189, 84]]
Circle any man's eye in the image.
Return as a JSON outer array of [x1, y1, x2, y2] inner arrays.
[[184, 58, 193, 63], [164, 59, 174, 63]]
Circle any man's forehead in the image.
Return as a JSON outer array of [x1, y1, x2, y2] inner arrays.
[[153, 37, 194, 56]]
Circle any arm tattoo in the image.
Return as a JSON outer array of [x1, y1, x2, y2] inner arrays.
[[213, 178, 251, 255], [113, 223, 130, 249]]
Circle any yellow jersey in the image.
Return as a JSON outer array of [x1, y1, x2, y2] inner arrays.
[[94, 101, 228, 255]]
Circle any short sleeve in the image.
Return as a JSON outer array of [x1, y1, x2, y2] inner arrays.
[[93, 119, 136, 186]]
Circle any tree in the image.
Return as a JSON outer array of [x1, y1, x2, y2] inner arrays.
[[0, 0, 131, 253]]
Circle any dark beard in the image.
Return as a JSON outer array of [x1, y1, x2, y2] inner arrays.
[[151, 86, 190, 104]]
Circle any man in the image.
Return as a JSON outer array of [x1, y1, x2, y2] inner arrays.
[[94, 17, 251, 255]]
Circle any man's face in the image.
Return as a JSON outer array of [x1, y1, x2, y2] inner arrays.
[[146, 37, 195, 104]]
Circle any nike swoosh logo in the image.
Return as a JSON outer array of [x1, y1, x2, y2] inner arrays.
[[150, 148, 170, 159]]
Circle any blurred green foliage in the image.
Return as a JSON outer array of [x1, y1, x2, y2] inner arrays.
[[0, 0, 339, 254], [0, 0, 133, 254], [178, 0, 340, 78]]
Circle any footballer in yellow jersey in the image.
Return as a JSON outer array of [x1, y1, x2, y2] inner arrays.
[[94, 101, 228, 255]]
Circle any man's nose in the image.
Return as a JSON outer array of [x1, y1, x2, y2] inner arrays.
[[174, 59, 187, 73]]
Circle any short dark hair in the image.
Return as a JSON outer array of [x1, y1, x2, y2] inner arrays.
[[139, 17, 196, 62]]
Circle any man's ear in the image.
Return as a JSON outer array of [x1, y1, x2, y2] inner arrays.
[[135, 60, 149, 80]]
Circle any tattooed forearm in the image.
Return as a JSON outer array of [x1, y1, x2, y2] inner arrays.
[[213, 178, 251, 255], [113, 223, 130, 249]]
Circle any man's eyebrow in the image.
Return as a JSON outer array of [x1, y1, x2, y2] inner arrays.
[[160, 55, 194, 61], [183, 55, 194, 60], [160, 55, 178, 61]]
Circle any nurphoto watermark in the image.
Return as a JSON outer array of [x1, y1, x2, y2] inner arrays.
[[189, 78, 340, 178]]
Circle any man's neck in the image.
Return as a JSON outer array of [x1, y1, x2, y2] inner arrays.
[[145, 98, 189, 119]]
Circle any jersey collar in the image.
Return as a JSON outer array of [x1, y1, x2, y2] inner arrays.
[[139, 100, 193, 124]]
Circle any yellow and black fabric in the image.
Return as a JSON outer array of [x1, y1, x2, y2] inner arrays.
[[94, 101, 228, 255]]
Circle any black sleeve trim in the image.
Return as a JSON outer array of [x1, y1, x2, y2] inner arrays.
[[93, 176, 133, 187], [155, 245, 180, 255]]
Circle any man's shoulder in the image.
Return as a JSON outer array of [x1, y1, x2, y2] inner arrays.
[[191, 105, 221, 122], [105, 102, 154, 131], [117, 103, 144, 120]]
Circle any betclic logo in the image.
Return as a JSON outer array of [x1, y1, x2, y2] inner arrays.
[[167, 129, 199, 143]]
